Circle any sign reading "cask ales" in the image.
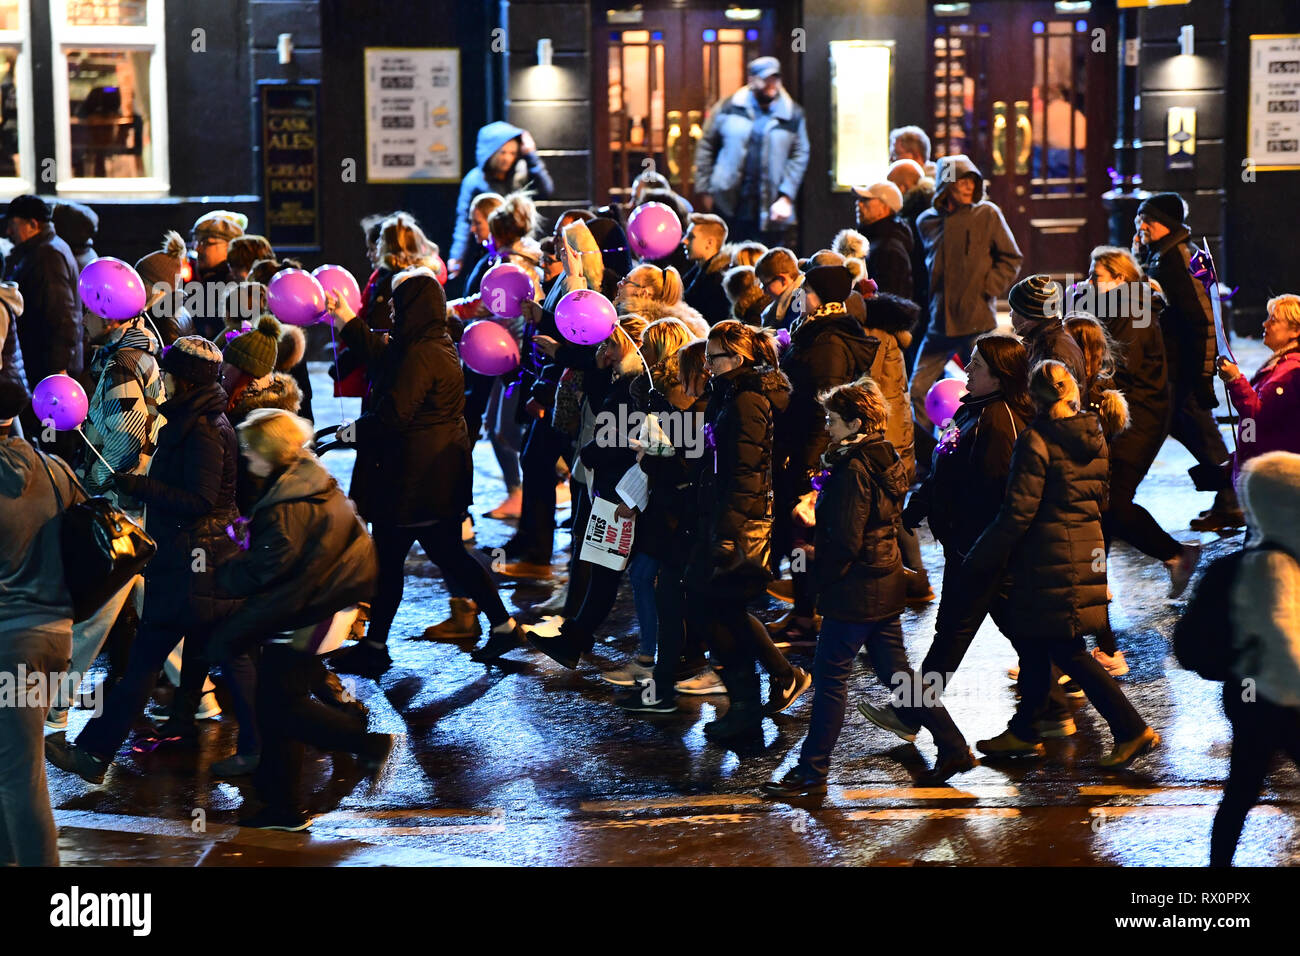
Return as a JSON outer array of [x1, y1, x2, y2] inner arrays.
[[259, 82, 321, 251]]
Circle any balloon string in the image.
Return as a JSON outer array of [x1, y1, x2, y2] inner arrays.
[[328, 318, 346, 424], [75, 425, 113, 472]]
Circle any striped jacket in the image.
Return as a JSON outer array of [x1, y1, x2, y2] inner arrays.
[[82, 319, 164, 513]]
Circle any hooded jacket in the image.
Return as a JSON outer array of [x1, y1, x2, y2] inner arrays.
[[0, 439, 84, 631], [210, 454, 379, 659], [1136, 225, 1216, 404], [916, 155, 1023, 337], [112, 380, 240, 628], [1226, 346, 1300, 476], [813, 432, 908, 622], [694, 86, 810, 229], [861, 293, 920, 471], [0, 282, 27, 396], [82, 318, 164, 510], [341, 274, 472, 524], [5, 221, 82, 382], [964, 412, 1110, 640], [777, 307, 880, 478], [449, 122, 555, 265], [861, 214, 915, 303], [1231, 452, 1300, 708], [900, 178, 936, 307], [683, 251, 732, 326]]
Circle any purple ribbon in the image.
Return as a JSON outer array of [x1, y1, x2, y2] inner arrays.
[[703, 421, 717, 471], [1189, 248, 1216, 296], [809, 468, 831, 492], [225, 517, 251, 551]]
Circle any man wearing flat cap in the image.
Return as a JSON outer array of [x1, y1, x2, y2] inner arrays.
[[694, 55, 810, 248], [3, 194, 81, 456], [189, 209, 247, 341]]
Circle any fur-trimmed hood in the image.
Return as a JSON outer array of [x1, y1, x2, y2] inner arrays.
[[1095, 387, 1130, 439], [697, 251, 731, 276], [832, 229, 869, 262], [636, 297, 708, 338], [230, 371, 302, 423], [721, 362, 792, 415], [862, 291, 921, 337]]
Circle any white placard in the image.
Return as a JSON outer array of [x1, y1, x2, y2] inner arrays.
[[1249, 34, 1300, 172], [364, 47, 461, 182], [579, 497, 636, 571], [830, 41, 893, 190]]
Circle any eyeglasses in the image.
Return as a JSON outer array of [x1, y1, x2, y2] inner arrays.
[[705, 351, 733, 364], [196, 237, 227, 249]]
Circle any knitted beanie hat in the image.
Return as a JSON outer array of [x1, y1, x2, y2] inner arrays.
[[1136, 192, 1187, 231], [1008, 274, 1065, 323], [162, 335, 223, 385], [135, 230, 187, 289], [802, 265, 853, 305], [223, 314, 282, 378]]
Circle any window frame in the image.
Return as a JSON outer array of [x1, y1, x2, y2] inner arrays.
[[0, 0, 37, 194], [50, 0, 169, 196]]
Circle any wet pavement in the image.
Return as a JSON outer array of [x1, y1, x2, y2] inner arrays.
[[46, 337, 1300, 866]]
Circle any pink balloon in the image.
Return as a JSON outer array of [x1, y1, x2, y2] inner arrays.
[[32, 374, 89, 431], [311, 264, 361, 316], [267, 268, 327, 326], [78, 257, 147, 321], [626, 202, 683, 260], [430, 254, 448, 286], [555, 289, 617, 346], [924, 378, 968, 427], [460, 321, 521, 376], [480, 262, 534, 319]]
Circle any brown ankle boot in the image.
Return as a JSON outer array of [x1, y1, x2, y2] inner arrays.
[[420, 598, 481, 641]]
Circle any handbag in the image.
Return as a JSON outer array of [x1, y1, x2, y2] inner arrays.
[[38, 452, 156, 623]]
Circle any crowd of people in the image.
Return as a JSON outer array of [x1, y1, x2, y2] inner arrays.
[[1, 59, 1297, 869]]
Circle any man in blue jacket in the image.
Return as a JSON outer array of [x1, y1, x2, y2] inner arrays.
[[447, 122, 554, 290], [694, 56, 809, 248]]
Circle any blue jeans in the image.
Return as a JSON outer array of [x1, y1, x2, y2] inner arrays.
[[799, 615, 966, 779], [910, 329, 983, 431], [628, 552, 660, 659]]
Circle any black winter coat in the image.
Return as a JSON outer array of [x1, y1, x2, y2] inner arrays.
[[689, 363, 791, 599], [342, 274, 472, 525], [209, 455, 379, 658], [862, 214, 915, 303], [6, 223, 82, 383], [813, 433, 908, 622], [1084, 283, 1171, 462], [963, 412, 1110, 641], [1138, 227, 1216, 404], [113, 381, 239, 628], [905, 391, 1028, 557], [1022, 319, 1087, 389], [776, 307, 880, 479], [683, 255, 732, 326], [578, 366, 641, 503]]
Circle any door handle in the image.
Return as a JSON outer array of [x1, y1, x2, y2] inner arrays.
[[666, 110, 682, 180], [992, 101, 1007, 176], [1014, 100, 1031, 175]]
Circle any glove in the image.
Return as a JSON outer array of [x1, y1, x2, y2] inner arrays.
[[110, 471, 140, 493], [901, 496, 926, 531]]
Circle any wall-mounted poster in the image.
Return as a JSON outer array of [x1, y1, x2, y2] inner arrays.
[[829, 41, 892, 191], [364, 47, 460, 183], [260, 82, 320, 251], [1249, 34, 1300, 172]]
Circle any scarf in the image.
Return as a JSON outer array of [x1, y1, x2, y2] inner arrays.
[[790, 301, 846, 336]]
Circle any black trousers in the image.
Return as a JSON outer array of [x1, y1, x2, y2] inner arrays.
[[369, 519, 509, 646], [515, 419, 574, 562], [1211, 686, 1300, 866], [462, 367, 495, 444], [1169, 386, 1230, 471], [563, 481, 594, 618], [649, 558, 713, 701], [1007, 636, 1146, 743], [254, 644, 373, 815]]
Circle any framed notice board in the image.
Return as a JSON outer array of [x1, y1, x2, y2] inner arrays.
[[1249, 34, 1300, 172], [364, 47, 461, 183], [259, 81, 321, 251]]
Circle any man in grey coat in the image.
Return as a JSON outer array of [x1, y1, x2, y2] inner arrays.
[[911, 155, 1023, 460], [694, 56, 810, 248]]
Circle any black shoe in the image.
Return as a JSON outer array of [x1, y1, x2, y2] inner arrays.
[[613, 685, 677, 714], [760, 765, 827, 798], [45, 735, 109, 785], [765, 666, 813, 714], [525, 630, 582, 670], [470, 623, 526, 663], [358, 733, 397, 787], [211, 753, 261, 777], [922, 749, 980, 784], [703, 704, 763, 743], [145, 716, 200, 747], [330, 641, 392, 676], [856, 700, 919, 742], [313, 671, 369, 723], [239, 806, 312, 831]]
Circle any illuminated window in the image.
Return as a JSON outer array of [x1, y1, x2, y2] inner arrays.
[[0, 1, 34, 191], [50, 0, 168, 193]]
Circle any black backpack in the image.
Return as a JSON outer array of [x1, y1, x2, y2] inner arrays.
[[1173, 544, 1283, 681]]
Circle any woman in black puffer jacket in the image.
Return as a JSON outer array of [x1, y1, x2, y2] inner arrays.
[[764, 379, 973, 797], [967, 361, 1159, 768], [51, 336, 244, 781], [324, 271, 522, 675], [688, 321, 805, 742]]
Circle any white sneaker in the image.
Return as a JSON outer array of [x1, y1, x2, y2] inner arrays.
[[45, 710, 69, 733], [674, 670, 727, 695], [601, 658, 654, 687], [534, 589, 568, 614], [525, 615, 564, 639], [195, 691, 222, 720], [1092, 646, 1130, 677]]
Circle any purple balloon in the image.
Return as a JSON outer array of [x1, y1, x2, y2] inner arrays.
[[267, 268, 327, 327], [924, 378, 968, 427], [459, 321, 521, 376], [311, 264, 361, 316], [78, 257, 147, 321], [626, 202, 683, 260], [480, 262, 534, 319], [555, 289, 617, 346], [32, 374, 89, 431]]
